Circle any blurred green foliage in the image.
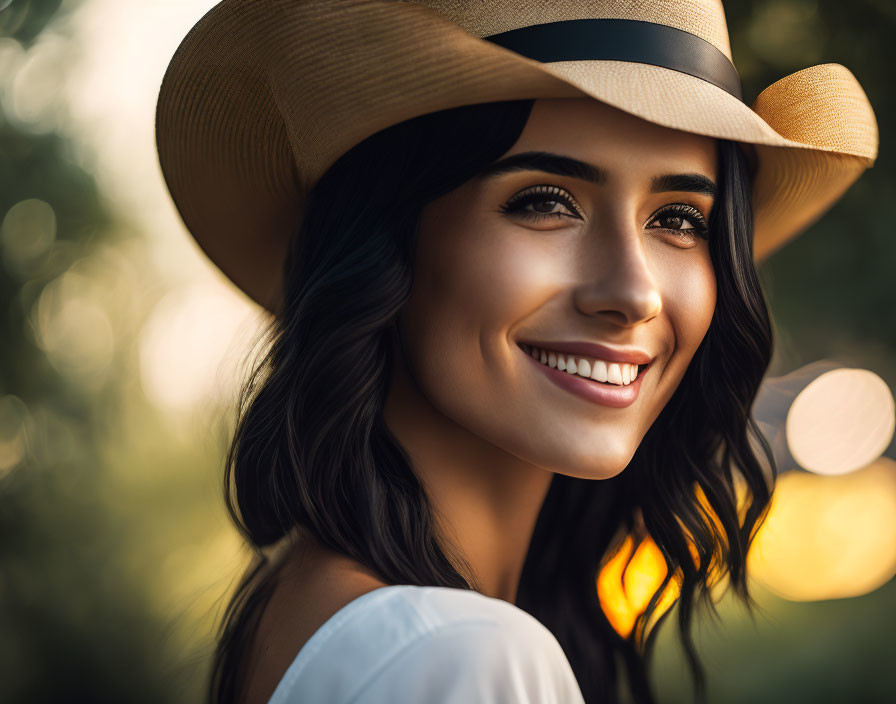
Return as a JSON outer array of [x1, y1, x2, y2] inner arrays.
[[0, 0, 63, 46], [1, 1, 232, 702], [737, 1, 896, 456], [0, 12, 167, 704], [0, 1, 894, 703]]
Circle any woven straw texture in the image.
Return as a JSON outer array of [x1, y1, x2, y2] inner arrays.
[[155, 0, 879, 313], [415, 0, 734, 58]]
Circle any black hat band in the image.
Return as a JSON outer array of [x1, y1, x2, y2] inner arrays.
[[482, 18, 744, 102]]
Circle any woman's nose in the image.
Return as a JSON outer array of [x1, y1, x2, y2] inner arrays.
[[572, 227, 663, 328]]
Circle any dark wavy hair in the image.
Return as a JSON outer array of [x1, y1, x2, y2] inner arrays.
[[207, 98, 775, 704]]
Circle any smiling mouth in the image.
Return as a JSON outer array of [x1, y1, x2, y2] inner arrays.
[[518, 343, 650, 386]]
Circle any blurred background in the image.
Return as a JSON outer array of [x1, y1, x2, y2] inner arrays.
[[0, 0, 893, 702]]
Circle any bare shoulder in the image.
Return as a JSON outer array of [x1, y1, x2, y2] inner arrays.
[[241, 530, 389, 704]]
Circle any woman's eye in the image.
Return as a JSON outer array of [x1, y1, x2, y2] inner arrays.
[[646, 204, 710, 242], [499, 185, 583, 222]]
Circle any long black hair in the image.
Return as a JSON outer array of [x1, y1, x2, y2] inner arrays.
[[207, 98, 775, 704]]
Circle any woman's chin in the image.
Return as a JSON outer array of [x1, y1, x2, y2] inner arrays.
[[531, 441, 638, 481]]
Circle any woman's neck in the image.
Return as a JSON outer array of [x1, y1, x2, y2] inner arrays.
[[383, 354, 554, 604]]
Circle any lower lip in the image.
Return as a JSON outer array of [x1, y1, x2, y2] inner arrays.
[[521, 346, 647, 408]]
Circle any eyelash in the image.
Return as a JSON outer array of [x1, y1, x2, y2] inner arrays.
[[499, 185, 710, 240]]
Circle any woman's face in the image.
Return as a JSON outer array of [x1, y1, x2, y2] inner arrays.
[[398, 97, 718, 479]]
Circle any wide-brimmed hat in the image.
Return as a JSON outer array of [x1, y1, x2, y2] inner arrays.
[[155, 0, 878, 315]]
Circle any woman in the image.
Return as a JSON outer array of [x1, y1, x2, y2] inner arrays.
[[154, 1, 878, 703]]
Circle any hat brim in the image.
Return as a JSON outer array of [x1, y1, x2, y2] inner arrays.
[[155, 0, 878, 314]]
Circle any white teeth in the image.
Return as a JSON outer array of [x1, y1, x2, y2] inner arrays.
[[525, 345, 642, 386], [607, 363, 622, 385], [576, 359, 591, 378], [607, 362, 622, 384]]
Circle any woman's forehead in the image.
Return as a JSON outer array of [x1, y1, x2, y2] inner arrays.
[[507, 97, 718, 180]]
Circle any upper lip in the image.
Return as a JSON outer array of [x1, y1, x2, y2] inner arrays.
[[519, 339, 654, 365]]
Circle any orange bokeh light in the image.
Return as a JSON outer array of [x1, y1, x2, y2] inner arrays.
[[597, 533, 680, 638]]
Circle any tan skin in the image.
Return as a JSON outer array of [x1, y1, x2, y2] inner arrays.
[[243, 97, 718, 704]]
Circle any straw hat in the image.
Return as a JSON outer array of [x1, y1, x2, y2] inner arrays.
[[155, 0, 878, 315]]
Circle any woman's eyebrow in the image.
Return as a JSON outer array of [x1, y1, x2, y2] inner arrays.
[[476, 150, 717, 198], [651, 172, 717, 199]]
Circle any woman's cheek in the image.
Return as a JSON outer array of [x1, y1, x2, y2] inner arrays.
[[423, 221, 558, 340], [661, 251, 717, 355]]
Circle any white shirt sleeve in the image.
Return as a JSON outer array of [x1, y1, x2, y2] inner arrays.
[[267, 584, 586, 704], [349, 616, 586, 703]]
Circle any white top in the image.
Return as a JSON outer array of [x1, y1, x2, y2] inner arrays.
[[266, 584, 586, 704]]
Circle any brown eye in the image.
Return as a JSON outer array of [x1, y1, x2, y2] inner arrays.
[[529, 198, 565, 215], [500, 185, 584, 222], [655, 213, 695, 230], [646, 204, 709, 239]]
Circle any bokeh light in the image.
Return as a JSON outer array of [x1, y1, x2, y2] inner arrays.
[[748, 458, 896, 601], [32, 268, 115, 389], [597, 534, 680, 638], [138, 281, 262, 411], [9, 31, 71, 133], [752, 361, 895, 477], [0, 394, 29, 480], [786, 368, 895, 476], [0, 197, 57, 278]]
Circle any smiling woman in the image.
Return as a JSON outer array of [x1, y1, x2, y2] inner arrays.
[[154, 1, 877, 704], [399, 99, 721, 484], [205, 97, 771, 704]]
